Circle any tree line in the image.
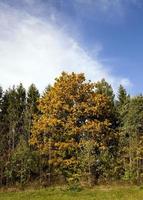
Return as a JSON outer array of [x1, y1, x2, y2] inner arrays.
[[0, 72, 143, 187]]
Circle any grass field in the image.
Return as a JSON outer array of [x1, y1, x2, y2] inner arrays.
[[0, 186, 143, 200]]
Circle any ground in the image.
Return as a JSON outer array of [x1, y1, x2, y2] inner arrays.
[[0, 186, 143, 200]]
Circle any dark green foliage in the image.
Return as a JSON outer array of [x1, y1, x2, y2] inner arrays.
[[117, 85, 129, 107], [120, 96, 143, 183], [0, 83, 40, 186], [24, 84, 40, 142], [27, 84, 40, 113], [5, 136, 39, 185], [95, 79, 115, 103]]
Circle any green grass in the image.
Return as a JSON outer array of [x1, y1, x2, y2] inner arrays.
[[0, 186, 143, 200]]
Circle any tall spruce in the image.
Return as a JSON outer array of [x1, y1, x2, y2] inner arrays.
[[95, 79, 115, 103], [24, 84, 40, 142], [121, 96, 143, 183], [0, 86, 4, 186], [94, 79, 120, 182], [117, 85, 128, 107]]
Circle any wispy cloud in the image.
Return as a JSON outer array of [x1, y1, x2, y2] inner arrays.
[[75, 0, 142, 9], [74, 0, 142, 22], [0, 1, 131, 93]]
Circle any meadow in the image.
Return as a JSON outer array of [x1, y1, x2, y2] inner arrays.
[[0, 186, 143, 200]]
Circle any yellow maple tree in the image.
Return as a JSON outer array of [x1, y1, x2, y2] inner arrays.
[[30, 72, 114, 181]]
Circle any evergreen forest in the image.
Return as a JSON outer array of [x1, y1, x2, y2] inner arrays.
[[0, 72, 143, 188]]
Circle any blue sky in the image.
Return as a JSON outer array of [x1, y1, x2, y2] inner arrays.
[[0, 0, 143, 95]]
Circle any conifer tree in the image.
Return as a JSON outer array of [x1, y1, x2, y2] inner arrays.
[[117, 85, 128, 107], [24, 84, 40, 142], [121, 96, 143, 183], [95, 79, 115, 103]]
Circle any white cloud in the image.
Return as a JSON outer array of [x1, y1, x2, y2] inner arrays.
[[0, 3, 131, 93], [120, 78, 132, 87]]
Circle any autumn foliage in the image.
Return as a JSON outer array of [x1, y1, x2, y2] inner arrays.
[[30, 72, 117, 183], [2, 72, 143, 187]]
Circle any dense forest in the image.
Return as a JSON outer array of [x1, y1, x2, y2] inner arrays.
[[0, 72, 143, 188]]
